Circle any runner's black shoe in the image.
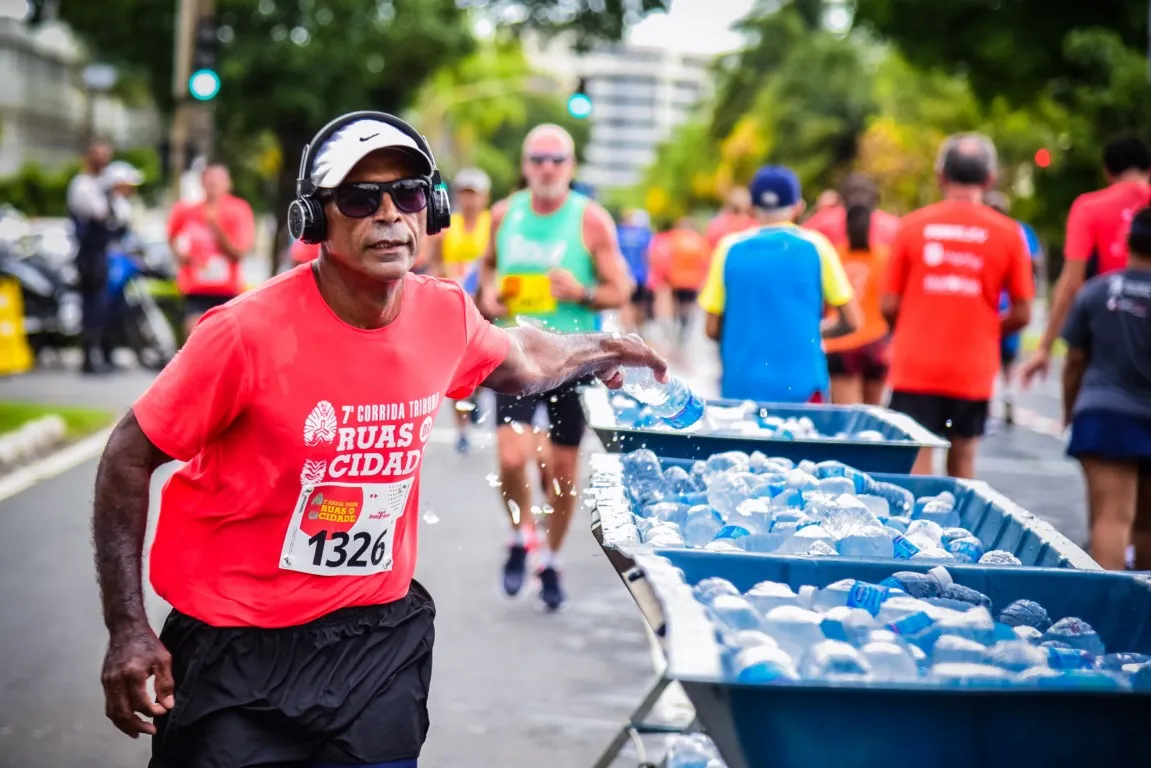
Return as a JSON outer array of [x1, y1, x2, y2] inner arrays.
[[538, 566, 565, 611], [502, 544, 528, 596]]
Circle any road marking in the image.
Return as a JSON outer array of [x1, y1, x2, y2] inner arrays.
[[0, 427, 113, 504]]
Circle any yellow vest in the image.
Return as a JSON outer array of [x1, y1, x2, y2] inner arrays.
[[442, 210, 491, 267]]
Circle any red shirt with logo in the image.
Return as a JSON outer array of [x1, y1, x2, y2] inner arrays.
[[1064, 180, 1151, 276], [884, 200, 1034, 400], [133, 266, 510, 627], [168, 194, 255, 296]]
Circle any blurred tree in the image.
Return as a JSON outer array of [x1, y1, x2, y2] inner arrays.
[[51, 0, 663, 265], [852, 0, 1148, 104]]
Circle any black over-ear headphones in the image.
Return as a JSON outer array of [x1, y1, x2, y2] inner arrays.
[[287, 110, 452, 244]]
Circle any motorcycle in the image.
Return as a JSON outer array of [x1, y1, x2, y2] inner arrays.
[[0, 211, 83, 357], [103, 234, 179, 371]]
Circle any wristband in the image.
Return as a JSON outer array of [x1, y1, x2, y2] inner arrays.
[[582, 286, 597, 306]]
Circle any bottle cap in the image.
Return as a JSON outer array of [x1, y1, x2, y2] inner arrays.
[[928, 565, 953, 589]]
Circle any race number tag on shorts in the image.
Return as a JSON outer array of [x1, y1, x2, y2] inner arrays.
[[279, 480, 414, 576], [501, 274, 556, 315]]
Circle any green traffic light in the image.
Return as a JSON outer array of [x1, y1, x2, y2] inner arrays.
[[567, 93, 592, 119], [189, 68, 221, 101]]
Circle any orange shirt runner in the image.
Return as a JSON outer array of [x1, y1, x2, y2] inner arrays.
[[1064, 179, 1151, 276], [884, 200, 1034, 401], [648, 227, 712, 292], [823, 245, 890, 354], [133, 266, 510, 627], [168, 195, 255, 296]]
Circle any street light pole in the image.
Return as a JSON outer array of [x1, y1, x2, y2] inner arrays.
[[169, 0, 198, 200]]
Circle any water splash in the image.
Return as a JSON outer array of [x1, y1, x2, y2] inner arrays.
[[511, 422, 524, 435], [552, 478, 562, 497], [454, 400, 476, 414], [485, 473, 502, 488], [422, 510, 440, 525]]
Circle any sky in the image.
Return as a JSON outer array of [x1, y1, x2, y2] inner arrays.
[[627, 0, 758, 55]]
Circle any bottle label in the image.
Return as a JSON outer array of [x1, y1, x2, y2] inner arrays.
[[892, 534, 921, 559], [664, 391, 705, 429], [846, 583, 886, 616], [715, 525, 750, 540], [888, 612, 934, 636]]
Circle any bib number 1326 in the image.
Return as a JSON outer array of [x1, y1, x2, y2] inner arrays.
[[280, 480, 412, 576], [307, 529, 389, 569]]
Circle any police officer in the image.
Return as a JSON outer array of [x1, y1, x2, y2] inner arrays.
[[66, 139, 115, 374]]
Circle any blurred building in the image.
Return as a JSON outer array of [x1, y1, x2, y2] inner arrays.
[[525, 35, 713, 190], [0, 16, 160, 176]]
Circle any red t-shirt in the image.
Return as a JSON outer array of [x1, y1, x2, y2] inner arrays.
[[133, 267, 510, 628], [706, 211, 757, 249], [1064, 180, 1151, 275], [290, 239, 321, 264], [884, 200, 1034, 400], [804, 206, 902, 250], [168, 195, 256, 296]]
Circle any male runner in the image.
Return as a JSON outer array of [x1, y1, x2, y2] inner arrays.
[[92, 112, 664, 763], [1020, 136, 1151, 386], [479, 124, 633, 610], [882, 134, 1034, 478], [617, 208, 654, 335]]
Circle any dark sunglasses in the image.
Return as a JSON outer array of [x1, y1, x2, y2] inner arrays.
[[320, 179, 429, 218], [527, 153, 571, 166]]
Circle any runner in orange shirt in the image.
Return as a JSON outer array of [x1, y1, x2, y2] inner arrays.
[[648, 217, 711, 345], [882, 134, 1034, 478], [818, 175, 896, 405], [1020, 136, 1151, 386]]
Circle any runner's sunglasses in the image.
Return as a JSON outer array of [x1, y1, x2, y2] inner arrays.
[[526, 153, 571, 166], [318, 179, 429, 218]]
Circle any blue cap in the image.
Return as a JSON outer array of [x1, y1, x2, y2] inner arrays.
[[748, 165, 802, 210]]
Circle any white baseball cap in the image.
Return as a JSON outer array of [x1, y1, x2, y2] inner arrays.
[[101, 161, 144, 189], [453, 168, 491, 193], [310, 118, 434, 188]]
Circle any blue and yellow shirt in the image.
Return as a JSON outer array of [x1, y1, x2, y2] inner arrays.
[[698, 223, 854, 402]]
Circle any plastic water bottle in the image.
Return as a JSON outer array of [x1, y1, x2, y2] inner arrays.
[[979, 549, 1023, 566], [732, 643, 799, 683], [761, 605, 827, 658], [682, 505, 724, 548], [621, 367, 705, 429], [801, 639, 872, 681], [744, 581, 801, 614], [879, 567, 953, 598], [1042, 617, 1106, 656], [861, 640, 919, 681], [837, 525, 895, 558], [666, 734, 725, 768], [709, 594, 764, 632], [799, 579, 903, 616]]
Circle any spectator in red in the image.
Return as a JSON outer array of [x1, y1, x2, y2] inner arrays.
[[167, 163, 255, 336], [92, 111, 665, 765], [1021, 136, 1151, 386]]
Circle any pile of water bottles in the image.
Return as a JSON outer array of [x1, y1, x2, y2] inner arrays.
[[609, 391, 886, 441], [674, 562, 1151, 690], [665, 734, 728, 768], [616, 448, 1019, 564]]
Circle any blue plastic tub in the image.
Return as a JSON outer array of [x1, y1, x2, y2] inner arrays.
[[633, 550, 1151, 768], [581, 387, 948, 473], [589, 453, 1098, 571]]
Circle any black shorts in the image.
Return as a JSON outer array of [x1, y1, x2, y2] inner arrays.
[[494, 379, 589, 448], [671, 288, 698, 306], [150, 582, 436, 768], [888, 390, 990, 439], [631, 285, 653, 311], [827, 337, 890, 382], [183, 293, 234, 318]]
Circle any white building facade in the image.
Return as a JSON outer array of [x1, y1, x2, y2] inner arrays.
[[525, 35, 713, 191], [0, 17, 160, 176]]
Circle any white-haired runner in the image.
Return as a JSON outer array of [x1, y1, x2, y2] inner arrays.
[[478, 124, 635, 610]]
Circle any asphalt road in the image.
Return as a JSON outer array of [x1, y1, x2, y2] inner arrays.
[[0, 312, 1088, 767]]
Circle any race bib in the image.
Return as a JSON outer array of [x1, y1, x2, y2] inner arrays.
[[195, 254, 232, 285], [501, 274, 556, 315], [279, 479, 414, 576]]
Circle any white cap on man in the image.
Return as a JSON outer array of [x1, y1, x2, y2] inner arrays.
[[453, 168, 491, 194], [310, 119, 434, 188]]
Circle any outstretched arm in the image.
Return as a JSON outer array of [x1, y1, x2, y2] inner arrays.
[[482, 326, 667, 396]]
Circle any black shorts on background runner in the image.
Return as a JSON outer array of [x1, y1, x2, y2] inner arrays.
[[183, 293, 234, 318], [150, 582, 436, 768], [826, 337, 890, 382], [495, 379, 588, 447], [888, 390, 989, 439]]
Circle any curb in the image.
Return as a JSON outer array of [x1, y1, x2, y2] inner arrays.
[[0, 415, 69, 471], [0, 426, 114, 504]]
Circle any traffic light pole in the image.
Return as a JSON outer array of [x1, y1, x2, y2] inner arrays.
[[168, 0, 216, 201]]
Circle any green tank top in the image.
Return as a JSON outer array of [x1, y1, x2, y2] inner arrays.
[[495, 190, 597, 333]]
